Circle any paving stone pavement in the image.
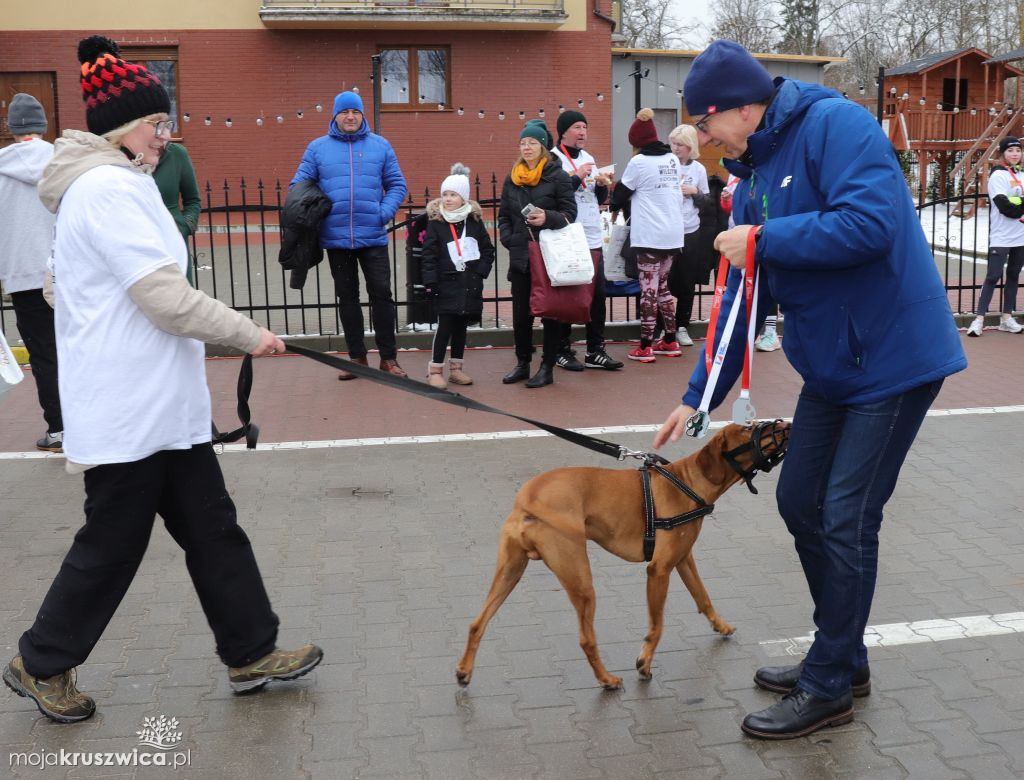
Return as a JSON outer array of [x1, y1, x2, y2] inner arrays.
[[2, 405, 1024, 778], [3, 330, 1024, 777]]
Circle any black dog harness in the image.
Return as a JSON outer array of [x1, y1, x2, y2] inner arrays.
[[638, 420, 789, 561], [639, 458, 715, 562]]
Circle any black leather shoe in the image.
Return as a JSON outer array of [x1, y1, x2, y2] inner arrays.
[[555, 350, 585, 371], [525, 363, 554, 388], [502, 360, 531, 384], [741, 687, 854, 740], [754, 661, 871, 697]]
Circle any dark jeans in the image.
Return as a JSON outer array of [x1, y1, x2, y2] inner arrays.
[[509, 268, 562, 365], [432, 313, 470, 362], [327, 246, 398, 360], [19, 444, 279, 677], [776, 380, 942, 700], [976, 245, 1024, 314], [10, 288, 62, 433], [559, 248, 607, 354]]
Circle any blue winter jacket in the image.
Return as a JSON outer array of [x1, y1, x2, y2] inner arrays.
[[291, 118, 408, 249], [682, 78, 966, 410]]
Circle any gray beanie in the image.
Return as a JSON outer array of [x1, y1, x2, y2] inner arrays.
[[8, 93, 48, 135]]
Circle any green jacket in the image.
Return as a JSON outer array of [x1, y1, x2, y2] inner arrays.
[[153, 143, 201, 284]]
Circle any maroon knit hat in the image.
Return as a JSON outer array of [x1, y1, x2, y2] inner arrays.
[[78, 35, 170, 137], [628, 107, 659, 147]]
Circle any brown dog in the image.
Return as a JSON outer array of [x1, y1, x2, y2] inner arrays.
[[456, 420, 790, 689]]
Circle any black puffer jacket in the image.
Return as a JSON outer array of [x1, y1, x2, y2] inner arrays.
[[420, 199, 495, 320], [279, 180, 332, 289], [497, 157, 577, 275]]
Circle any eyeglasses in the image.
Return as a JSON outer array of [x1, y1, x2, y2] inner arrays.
[[142, 118, 177, 136], [694, 112, 714, 134]]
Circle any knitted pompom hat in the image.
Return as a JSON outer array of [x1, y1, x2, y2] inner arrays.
[[440, 162, 471, 202], [628, 108, 659, 147], [78, 35, 170, 137]]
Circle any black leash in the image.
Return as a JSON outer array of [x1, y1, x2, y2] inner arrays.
[[211, 354, 259, 449], [216, 344, 730, 562], [284, 343, 641, 462]]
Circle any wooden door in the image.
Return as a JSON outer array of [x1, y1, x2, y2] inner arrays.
[[0, 72, 58, 148]]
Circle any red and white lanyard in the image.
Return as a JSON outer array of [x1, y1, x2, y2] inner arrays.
[[688, 228, 759, 437], [449, 223, 463, 257]]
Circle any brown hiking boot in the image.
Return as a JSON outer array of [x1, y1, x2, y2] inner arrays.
[[447, 359, 473, 385], [337, 355, 369, 381], [379, 358, 407, 377], [228, 644, 324, 694], [3, 655, 96, 723]]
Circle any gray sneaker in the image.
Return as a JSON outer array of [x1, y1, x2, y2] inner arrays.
[[3, 655, 96, 723], [966, 318, 983, 337], [36, 431, 63, 453]]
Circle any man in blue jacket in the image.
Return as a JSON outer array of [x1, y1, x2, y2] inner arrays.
[[293, 91, 409, 378], [655, 41, 966, 739]]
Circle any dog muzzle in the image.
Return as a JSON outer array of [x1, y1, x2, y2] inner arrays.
[[724, 419, 790, 494]]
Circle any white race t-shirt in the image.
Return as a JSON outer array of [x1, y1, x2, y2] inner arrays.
[[550, 145, 602, 249], [987, 167, 1024, 247], [679, 159, 710, 235], [621, 152, 686, 250], [53, 165, 211, 465]]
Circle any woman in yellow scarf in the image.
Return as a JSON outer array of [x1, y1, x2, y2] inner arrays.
[[497, 121, 577, 388]]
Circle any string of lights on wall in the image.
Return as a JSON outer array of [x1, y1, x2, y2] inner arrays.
[[179, 86, 621, 128]]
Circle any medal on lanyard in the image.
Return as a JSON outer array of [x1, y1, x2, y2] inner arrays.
[[686, 227, 759, 437], [449, 223, 466, 270], [731, 229, 759, 426]]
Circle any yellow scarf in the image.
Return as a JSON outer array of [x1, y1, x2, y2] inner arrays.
[[511, 157, 546, 187]]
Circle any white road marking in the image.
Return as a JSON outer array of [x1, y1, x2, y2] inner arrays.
[[760, 612, 1024, 657], [3, 405, 1023, 460]]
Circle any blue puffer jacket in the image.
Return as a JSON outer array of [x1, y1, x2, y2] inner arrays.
[[683, 78, 966, 410], [291, 118, 408, 248]]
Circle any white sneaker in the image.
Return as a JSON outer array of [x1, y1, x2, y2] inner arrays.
[[998, 316, 1023, 333], [966, 318, 984, 337], [675, 327, 694, 347], [755, 330, 781, 352]]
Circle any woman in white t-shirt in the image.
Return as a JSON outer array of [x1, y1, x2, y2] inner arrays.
[[609, 109, 686, 362], [667, 124, 711, 347], [4, 37, 321, 725], [967, 136, 1024, 336]]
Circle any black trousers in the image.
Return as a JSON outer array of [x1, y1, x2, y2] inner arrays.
[[10, 288, 62, 433], [509, 268, 562, 364], [19, 444, 279, 678], [559, 248, 607, 353], [432, 313, 470, 363], [667, 232, 703, 327], [326, 246, 398, 360]]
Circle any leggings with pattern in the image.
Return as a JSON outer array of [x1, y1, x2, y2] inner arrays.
[[636, 251, 677, 345]]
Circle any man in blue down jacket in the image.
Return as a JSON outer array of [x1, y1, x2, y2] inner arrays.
[[292, 91, 409, 378], [655, 41, 966, 739]]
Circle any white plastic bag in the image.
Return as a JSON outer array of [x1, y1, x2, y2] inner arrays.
[[604, 215, 631, 282], [0, 329, 25, 400], [538, 222, 594, 287]]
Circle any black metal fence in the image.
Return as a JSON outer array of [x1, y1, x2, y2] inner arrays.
[[0, 181, 1004, 343]]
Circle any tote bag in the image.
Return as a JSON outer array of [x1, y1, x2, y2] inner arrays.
[[604, 216, 632, 282], [0, 329, 25, 400], [537, 222, 594, 287], [528, 241, 593, 323]]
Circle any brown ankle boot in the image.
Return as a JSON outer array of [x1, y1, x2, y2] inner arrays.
[[427, 361, 448, 389], [448, 359, 473, 385]]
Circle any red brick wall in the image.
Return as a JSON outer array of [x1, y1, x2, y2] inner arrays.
[[0, 19, 612, 203]]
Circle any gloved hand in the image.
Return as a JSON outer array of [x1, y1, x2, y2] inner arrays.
[[1009, 195, 1022, 206]]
